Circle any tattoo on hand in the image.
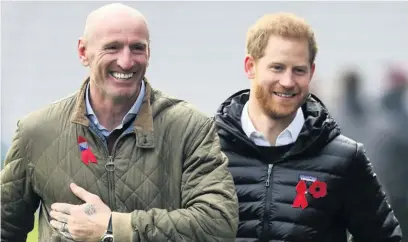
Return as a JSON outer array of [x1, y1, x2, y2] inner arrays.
[[84, 203, 96, 215]]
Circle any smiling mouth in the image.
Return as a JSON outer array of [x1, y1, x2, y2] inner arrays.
[[273, 92, 297, 98], [110, 72, 134, 80]]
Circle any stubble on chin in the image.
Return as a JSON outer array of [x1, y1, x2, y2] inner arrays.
[[110, 81, 143, 105], [255, 84, 307, 120]]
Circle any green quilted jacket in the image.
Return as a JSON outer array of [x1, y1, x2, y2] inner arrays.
[[1, 78, 239, 242]]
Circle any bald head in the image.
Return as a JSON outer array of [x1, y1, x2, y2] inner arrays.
[[77, 3, 151, 108], [83, 3, 149, 43]]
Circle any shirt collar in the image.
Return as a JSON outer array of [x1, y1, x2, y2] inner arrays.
[[85, 80, 145, 128], [85, 84, 97, 123], [241, 101, 305, 146]]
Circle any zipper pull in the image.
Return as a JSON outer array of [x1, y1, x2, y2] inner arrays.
[[105, 156, 115, 172], [265, 164, 273, 187]]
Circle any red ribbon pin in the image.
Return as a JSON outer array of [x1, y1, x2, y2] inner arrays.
[[292, 180, 327, 210], [78, 136, 97, 165], [292, 180, 308, 209]]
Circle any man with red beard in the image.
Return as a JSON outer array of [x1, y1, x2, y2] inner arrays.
[[215, 13, 402, 241]]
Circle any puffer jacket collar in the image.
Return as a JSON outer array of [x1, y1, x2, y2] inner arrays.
[[70, 76, 155, 148]]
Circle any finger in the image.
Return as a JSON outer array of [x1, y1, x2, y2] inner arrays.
[[51, 203, 75, 215], [51, 220, 74, 240], [61, 231, 73, 240], [50, 220, 67, 232], [49, 210, 69, 223], [70, 183, 99, 203]]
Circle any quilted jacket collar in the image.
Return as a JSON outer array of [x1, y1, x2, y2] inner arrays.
[[70, 76, 155, 148]]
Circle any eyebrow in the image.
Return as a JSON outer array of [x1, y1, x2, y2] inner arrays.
[[270, 62, 309, 69], [131, 42, 147, 49], [102, 41, 122, 48], [102, 41, 147, 49], [294, 65, 309, 69]]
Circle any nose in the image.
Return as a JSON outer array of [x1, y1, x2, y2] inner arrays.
[[279, 70, 296, 88], [117, 47, 134, 70]]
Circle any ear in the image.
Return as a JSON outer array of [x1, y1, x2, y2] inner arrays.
[[309, 63, 316, 82], [78, 38, 90, 67], [244, 55, 256, 79]]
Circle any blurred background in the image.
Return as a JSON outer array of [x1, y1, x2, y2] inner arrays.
[[1, 1, 408, 242]]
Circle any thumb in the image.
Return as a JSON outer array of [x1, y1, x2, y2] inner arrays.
[[70, 183, 95, 202]]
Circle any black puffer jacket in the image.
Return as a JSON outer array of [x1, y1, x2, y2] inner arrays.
[[215, 90, 402, 242]]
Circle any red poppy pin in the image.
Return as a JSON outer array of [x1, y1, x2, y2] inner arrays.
[[78, 136, 97, 165], [292, 176, 327, 210]]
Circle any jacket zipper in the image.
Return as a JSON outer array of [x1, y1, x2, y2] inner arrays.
[[106, 155, 115, 208], [261, 164, 273, 239], [88, 128, 130, 209], [265, 164, 272, 187], [88, 129, 113, 207], [105, 131, 132, 209]]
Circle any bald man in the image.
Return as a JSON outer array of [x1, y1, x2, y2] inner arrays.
[[0, 3, 238, 242]]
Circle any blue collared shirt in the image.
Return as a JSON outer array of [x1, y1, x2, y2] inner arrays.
[[85, 81, 145, 137]]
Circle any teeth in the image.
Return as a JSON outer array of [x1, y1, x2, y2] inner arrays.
[[111, 72, 134, 80], [274, 92, 295, 98]]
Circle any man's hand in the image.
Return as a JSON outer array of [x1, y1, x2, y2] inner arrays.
[[50, 183, 111, 242]]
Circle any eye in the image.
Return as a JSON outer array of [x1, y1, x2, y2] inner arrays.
[[131, 44, 147, 52], [104, 44, 120, 51], [294, 68, 307, 75], [271, 65, 284, 72], [132, 45, 144, 50]]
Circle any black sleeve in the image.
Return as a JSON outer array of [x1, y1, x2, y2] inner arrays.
[[344, 143, 402, 242]]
